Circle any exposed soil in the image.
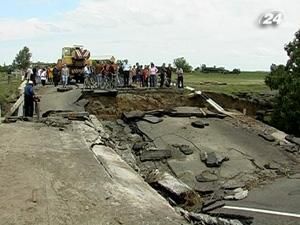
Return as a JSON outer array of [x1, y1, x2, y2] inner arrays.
[[86, 91, 205, 120], [205, 92, 274, 116]]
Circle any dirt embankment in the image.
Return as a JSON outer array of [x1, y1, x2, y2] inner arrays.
[[86, 92, 206, 120], [205, 92, 274, 116]]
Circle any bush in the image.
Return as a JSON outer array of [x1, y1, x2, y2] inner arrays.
[[174, 57, 193, 73], [265, 30, 300, 136]]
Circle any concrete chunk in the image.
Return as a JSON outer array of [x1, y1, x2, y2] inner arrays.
[[151, 172, 199, 204], [142, 115, 163, 124], [140, 149, 171, 162], [191, 120, 205, 128], [194, 182, 218, 194], [204, 152, 229, 167], [122, 110, 145, 121], [285, 135, 300, 146], [173, 144, 194, 155], [258, 133, 276, 142], [195, 170, 218, 182], [179, 209, 243, 225], [89, 115, 106, 135], [168, 107, 204, 117], [224, 188, 248, 200]]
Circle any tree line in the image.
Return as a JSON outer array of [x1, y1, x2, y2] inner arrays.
[[265, 29, 300, 136]]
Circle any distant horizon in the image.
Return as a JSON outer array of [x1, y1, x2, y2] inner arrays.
[[6, 58, 270, 73]]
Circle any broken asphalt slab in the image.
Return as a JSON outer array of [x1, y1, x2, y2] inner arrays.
[[191, 120, 206, 128], [142, 115, 163, 124], [258, 133, 276, 142], [285, 135, 300, 146], [168, 107, 205, 117], [39, 87, 84, 115], [195, 170, 219, 182], [201, 152, 229, 167], [140, 149, 172, 162], [172, 144, 194, 155], [122, 110, 145, 121], [149, 171, 200, 204]]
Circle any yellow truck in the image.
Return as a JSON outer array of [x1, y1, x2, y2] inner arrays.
[[57, 45, 91, 82]]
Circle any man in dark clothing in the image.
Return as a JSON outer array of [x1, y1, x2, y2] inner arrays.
[[24, 81, 35, 117], [32, 67, 37, 85], [166, 64, 172, 87], [53, 66, 60, 87], [160, 63, 167, 88]]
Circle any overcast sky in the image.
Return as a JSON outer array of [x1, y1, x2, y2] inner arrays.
[[0, 0, 299, 70]]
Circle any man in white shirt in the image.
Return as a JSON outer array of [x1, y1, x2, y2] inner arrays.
[[40, 68, 47, 86], [37, 68, 42, 85], [61, 64, 70, 88], [83, 64, 92, 89], [122, 60, 131, 87], [25, 67, 33, 82], [176, 67, 184, 88]]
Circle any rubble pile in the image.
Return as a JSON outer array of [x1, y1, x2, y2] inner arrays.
[[82, 93, 299, 225]]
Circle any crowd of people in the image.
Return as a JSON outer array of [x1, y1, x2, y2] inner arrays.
[[84, 60, 185, 89], [24, 60, 185, 90], [23, 60, 185, 118], [24, 66, 61, 87]]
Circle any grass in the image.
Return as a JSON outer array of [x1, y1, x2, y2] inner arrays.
[[0, 73, 21, 115], [184, 71, 270, 95]]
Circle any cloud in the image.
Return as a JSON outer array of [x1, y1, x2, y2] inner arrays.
[[0, 0, 300, 70], [0, 18, 68, 41]]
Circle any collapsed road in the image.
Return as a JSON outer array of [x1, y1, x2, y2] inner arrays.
[[1, 85, 300, 225]]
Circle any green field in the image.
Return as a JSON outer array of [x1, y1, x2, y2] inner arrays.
[[0, 73, 21, 115], [184, 71, 270, 95]]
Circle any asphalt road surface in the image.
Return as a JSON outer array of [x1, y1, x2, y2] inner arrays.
[[214, 177, 300, 225]]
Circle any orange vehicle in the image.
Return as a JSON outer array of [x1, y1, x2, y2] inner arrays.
[[57, 45, 91, 82]]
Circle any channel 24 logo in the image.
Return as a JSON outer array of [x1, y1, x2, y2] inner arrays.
[[259, 11, 284, 27]]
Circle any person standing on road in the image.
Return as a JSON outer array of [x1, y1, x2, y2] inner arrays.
[[37, 67, 42, 85], [40, 68, 47, 86], [149, 63, 158, 88], [135, 63, 142, 86], [24, 80, 35, 117], [137, 64, 143, 87], [160, 63, 167, 88], [84, 64, 92, 89], [108, 62, 115, 86], [143, 65, 149, 87], [130, 65, 136, 85], [25, 67, 33, 82], [123, 60, 131, 87], [176, 67, 184, 88], [47, 67, 53, 84], [95, 62, 103, 88], [53, 66, 60, 87], [166, 64, 172, 87], [61, 64, 70, 88], [32, 67, 37, 85]]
